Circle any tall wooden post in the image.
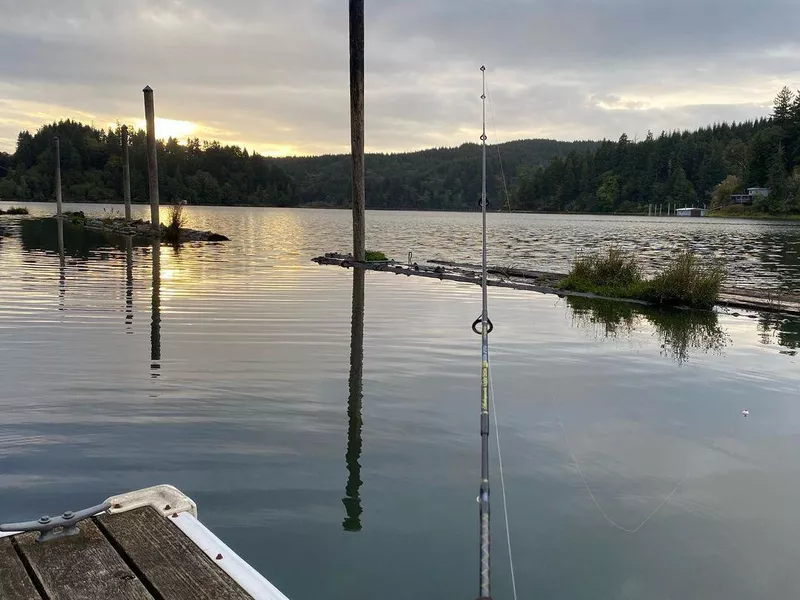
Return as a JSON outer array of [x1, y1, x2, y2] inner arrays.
[[121, 125, 132, 221], [54, 137, 63, 217], [349, 0, 366, 261], [143, 86, 160, 234]]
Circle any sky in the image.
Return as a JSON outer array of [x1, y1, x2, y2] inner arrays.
[[0, 0, 798, 156]]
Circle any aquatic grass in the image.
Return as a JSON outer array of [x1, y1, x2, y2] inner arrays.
[[164, 201, 186, 244], [559, 247, 646, 299], [101, 207, 121, 223], [560, 247, 726, 309], [365, 250, 389, 262], [643, 251, 726, 310]]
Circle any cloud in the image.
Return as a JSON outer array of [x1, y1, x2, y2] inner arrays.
[[0, 0, 796, 155]]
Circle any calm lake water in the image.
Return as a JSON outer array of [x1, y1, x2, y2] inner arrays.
[[1, 203, 800, 599]]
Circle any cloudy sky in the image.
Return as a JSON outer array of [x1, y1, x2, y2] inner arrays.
[[0, 0, 797, 156]]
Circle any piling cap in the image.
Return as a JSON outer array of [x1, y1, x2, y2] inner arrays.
[[143, 85, 153, 92]]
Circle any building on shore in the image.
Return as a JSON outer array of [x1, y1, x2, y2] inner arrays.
[[676, 207, 708, 217], [730, 187, 770, 205]]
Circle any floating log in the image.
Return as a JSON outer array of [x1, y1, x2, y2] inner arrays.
[[313, 253, 800, 316]]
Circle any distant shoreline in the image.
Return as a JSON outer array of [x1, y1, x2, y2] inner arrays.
[[3, 199, 800, 221]]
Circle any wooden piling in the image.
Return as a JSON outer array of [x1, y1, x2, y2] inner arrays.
[[143, 86, 160, 234], [349, 0, 366, 262], [121, 125, 132, 221], [54, 136, 62, 217]]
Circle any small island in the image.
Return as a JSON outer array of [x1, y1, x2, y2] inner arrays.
[[61, 209, 229, 243], [0, 206, 29, 215]]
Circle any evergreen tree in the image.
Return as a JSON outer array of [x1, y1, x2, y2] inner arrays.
[[766, 145, 789, 212], [773, 86, 794, 127]]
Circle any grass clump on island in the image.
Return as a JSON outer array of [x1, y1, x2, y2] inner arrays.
[[365, 250, 389, 262], [559, 247, 726, 309], [0, 206, 29, 215], [163, 201, 187, 244]]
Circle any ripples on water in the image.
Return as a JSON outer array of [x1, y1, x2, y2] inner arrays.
[[1, 203, 800, 599]]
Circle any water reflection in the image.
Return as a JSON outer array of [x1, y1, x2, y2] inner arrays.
[[756, 229, 800, 291], [758, 314, 800, 355], [566, 296, 729, 364], [57, 218, 65, 308], [342, 268, 365, 532], [125, 237, 133, 333], [151, 241, 161, 378], [20, 218, 128, 259]]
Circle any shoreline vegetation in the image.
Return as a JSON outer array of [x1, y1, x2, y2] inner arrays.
[[707, 205, 800, 220], [2, 85, 800, 217]]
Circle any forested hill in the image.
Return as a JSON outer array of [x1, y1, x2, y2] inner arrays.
[[4, 88, 799, 216], [276, 139, 599, 209], [0, 121, 296, 207], [0, 120, 596, 209], [511, 87, 800, 215]]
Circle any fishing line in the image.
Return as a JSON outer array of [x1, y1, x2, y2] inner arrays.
[[552, 397, 689, 534], [488, 355, 519, 600], [484, 80, 513, 212]]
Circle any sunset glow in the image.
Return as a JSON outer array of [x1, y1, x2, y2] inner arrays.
[[134, 117, 198, 141]]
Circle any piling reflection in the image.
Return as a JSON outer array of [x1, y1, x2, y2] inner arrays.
[[125, 237, 133, 333], [567, 296, 729, 364], [151, 241, 161, 378], [342, 267, 365, 532], [57, 218, 65, 307]]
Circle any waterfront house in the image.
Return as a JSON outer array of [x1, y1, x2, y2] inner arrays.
[[730, 187, 770, 205]]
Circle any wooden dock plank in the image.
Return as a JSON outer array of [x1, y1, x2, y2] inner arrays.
[[14, 520, 154, 600], [0, 537, 42, 600], [98, 507, 252, 600]]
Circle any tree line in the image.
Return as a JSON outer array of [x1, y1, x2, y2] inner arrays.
[[0, 120, 594, 210], [0, 120, 295, 206], [2, 86, 800, 216], [510, 86, 800, 215]]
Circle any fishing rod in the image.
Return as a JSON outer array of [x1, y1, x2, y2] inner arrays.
[[473, 64, 494, 600]]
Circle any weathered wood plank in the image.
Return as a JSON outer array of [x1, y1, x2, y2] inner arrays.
[[14, 520, 153, 600], [98, 507, 252, 600], [0, 537, 41, 600]]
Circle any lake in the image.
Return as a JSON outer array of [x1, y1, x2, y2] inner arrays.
[[1, 203, 799, 599]]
